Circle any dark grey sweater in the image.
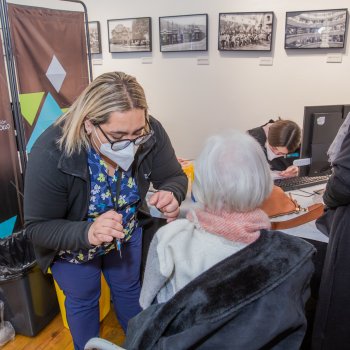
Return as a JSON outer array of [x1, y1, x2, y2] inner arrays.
[[323, 125, 350, 208]]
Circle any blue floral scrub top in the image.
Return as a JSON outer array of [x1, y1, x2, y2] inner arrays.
[[59, 147, 140, 263]]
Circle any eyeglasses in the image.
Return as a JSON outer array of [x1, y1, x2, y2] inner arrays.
[[97, 120, 154, 151], [270, 146, 289, 156]]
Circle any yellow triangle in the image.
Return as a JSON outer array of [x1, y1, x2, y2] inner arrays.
[[19, 92, 45, 126]]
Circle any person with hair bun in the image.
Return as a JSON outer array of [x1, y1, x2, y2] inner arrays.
[[248, 118, 301, 177]]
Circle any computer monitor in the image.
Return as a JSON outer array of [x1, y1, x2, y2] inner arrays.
[[299, 105, 346, 177], [344, 104, 350, 119]]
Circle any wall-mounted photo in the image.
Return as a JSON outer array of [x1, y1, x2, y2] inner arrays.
[[218, 12, 274, 51], [285, 9, 348, 49], [88, 21, 102, 54], [107, 17, 152, 53], [159, 14, 208, 52]]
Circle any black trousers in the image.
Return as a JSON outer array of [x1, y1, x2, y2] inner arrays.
[[300, 238, 327, 350]]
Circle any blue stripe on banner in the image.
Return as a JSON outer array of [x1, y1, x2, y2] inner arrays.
[[26, 92, 63, 153], [0, 216, 17, 238]]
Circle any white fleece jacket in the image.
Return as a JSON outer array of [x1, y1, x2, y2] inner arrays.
[[140, 218, 247, 309]]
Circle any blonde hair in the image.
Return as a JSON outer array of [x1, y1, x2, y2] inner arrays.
[[56, 71, 148, 156]]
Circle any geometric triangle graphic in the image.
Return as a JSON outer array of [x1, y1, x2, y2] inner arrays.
[[0, 216, 17, 238], [26, 92, 63, 152], [46, 55, 66, 93], [19, 92, 45, 126], [61, 108, 69, 114]]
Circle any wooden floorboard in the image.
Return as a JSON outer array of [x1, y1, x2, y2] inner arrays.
[[2, 307, 125, 350]]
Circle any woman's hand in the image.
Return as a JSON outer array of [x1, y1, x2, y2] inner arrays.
[[280, 165, 299, 178], [148, 190, 180, 223], [88, 210, 124, 246]]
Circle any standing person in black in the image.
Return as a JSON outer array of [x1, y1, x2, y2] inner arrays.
[[312, 113, 350, 350], [248, 119, 301, 178]]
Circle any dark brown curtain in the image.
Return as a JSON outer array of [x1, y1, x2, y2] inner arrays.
[[8, 3, 89, 148], [0, 35, 23, 236]]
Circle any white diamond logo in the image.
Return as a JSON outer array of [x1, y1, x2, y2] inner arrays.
[[46, 55, 66, 93]]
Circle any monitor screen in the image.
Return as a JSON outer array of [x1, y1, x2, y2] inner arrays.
[[300, 105, 345, 176], [344, 105, 350, 119]]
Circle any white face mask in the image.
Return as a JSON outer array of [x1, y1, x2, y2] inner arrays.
[[266, 143, 283, 161], [94, 127, 138, 171]]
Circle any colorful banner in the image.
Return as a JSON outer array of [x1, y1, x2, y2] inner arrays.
[[8, 4, 89, 151]]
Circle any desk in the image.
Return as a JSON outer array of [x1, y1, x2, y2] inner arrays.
[[162, 183, 328, 244]]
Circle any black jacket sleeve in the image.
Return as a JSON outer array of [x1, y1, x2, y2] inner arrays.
[[323, 129, 350, 208], [24, 141, 92, 251], [149, 118, 188, 204]]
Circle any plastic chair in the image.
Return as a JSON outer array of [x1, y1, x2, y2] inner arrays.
[[48, 269, 110, 329]]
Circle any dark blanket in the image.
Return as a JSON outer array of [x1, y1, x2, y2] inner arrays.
[[125, 230, 315, 350]]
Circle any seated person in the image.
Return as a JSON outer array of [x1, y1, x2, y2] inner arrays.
[[129, 130, 315, 349], [248, 118, 301, 178]]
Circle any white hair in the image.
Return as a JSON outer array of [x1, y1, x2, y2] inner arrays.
[[192, 130, 273, 213]]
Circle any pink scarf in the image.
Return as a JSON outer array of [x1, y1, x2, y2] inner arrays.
[[186, 208, 271, 244]]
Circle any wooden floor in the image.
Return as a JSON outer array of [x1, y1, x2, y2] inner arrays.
[[2, 308, 125, 350]]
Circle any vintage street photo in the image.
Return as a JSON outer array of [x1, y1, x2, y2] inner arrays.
[[159, 14, 208, 52], [108, 17, 152, 53], [88, 21, 102, 54], [218, 12, 274, 51], [285, 9, 348, 49]]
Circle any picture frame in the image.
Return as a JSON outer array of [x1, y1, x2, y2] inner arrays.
[[88, 21, 102, 54], [107, 17, 152, 53], [159, 14, 208, 52], [285, 9, 348, 49], [218, 12, 274, 51]]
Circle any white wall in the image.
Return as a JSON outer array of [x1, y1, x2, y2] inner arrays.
[[12, 0, 350, 158]]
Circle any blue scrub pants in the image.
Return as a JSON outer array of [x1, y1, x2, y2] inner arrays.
[[51, 229, 142, 350]]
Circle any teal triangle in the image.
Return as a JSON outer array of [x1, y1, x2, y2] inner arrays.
[[0, 216, 17, 238], [26, 93, 63, 152]]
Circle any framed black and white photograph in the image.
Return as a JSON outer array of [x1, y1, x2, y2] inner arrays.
[[88, 21, 102, 54], [285, 9, 348, 49], [107, 17, 152, 53], [218, 12, 274, 51], [159, 14, 208, 52]]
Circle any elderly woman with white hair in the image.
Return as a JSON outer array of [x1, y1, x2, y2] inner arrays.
[[123, 130, 315, 350]]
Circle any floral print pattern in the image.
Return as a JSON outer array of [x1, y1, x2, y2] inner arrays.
[[59, 147, 140, 263]]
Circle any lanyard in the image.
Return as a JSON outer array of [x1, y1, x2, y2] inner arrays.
[[107, 167, 123, 256], [107, 167, 140, 257], [114, 167, 123, 209]]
